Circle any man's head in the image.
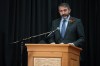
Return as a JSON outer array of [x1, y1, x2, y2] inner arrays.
[[58, 3, 71, 18]]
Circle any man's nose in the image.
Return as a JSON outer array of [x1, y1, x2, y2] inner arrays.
[[62, 11, 65, 14]]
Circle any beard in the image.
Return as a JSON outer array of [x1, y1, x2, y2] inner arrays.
[[61, 14, 69, 18]]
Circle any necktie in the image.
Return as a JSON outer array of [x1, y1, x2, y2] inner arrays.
[[61, 19, 66, 38]]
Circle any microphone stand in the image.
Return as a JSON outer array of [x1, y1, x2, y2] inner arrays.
[[10, 31, 52, 66]]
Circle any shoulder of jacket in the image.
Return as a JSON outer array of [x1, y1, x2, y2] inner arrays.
[[69, 17, 81, 23], [52, 18, 61, 22]]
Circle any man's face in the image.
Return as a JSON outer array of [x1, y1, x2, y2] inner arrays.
[[58, 6, 71, 18]]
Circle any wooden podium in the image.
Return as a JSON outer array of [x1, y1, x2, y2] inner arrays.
[[25, 44, 82, 66]]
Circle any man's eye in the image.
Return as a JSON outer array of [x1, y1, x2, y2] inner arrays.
[[64, 9, 67, 11], [59, 10, 63, 12], [59, 9, 67, 12]]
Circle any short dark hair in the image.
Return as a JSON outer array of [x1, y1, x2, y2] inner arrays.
[[58, 3, 70, 9]]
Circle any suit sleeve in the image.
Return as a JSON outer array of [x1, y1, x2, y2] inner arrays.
[[73, 19, 85, 47]]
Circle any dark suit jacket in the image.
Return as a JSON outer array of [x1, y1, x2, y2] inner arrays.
[[49, 17, 85, 47]]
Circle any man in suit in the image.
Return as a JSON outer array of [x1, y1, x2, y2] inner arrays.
[[49, 3, 85, 47]]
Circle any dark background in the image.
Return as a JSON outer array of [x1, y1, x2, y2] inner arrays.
[[0, 0, 100, 66]]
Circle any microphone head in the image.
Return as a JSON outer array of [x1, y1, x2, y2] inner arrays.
[[57, 27, 60, 30]]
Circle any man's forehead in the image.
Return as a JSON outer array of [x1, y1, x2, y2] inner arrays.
[[59, 6, 68, 9]]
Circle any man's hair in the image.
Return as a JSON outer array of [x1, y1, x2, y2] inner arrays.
[[58, 3, 70, 9]]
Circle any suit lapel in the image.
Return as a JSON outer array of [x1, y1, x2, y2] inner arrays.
[[55, 18, 62, 38], [64, 17, 74, 38]]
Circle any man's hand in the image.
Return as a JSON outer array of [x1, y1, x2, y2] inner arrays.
[[68, 43, 75, 46], [59, 42, 64, 44], [50, 42, 55, 44]]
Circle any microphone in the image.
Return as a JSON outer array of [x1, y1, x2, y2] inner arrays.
[[10, 27, 59, 44], [47, 27, 59, 37]]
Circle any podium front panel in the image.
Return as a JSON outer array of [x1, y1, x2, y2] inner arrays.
[[25, 44, 82, 66]]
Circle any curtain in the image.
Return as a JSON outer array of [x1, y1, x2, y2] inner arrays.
[[0, 0, 100, 66]]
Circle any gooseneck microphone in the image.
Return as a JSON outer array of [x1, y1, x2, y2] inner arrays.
[[47, 27, 59, 37], [10, 27, 59, 44]]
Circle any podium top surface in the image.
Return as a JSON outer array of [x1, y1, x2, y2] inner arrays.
[[25, 44, 82, 51]]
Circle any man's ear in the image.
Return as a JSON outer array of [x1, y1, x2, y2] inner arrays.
[[69, 9, 71, 13]]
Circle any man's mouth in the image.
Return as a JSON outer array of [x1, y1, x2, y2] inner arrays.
[[62, 14, 68, 17]]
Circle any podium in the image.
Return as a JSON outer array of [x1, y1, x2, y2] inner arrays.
[[25, 44, 82, 66]]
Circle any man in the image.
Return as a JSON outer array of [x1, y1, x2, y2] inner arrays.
[[49, 3, 85, 47]]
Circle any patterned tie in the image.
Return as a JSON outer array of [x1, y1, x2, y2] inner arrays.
[[61, 19, 66, 38]]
